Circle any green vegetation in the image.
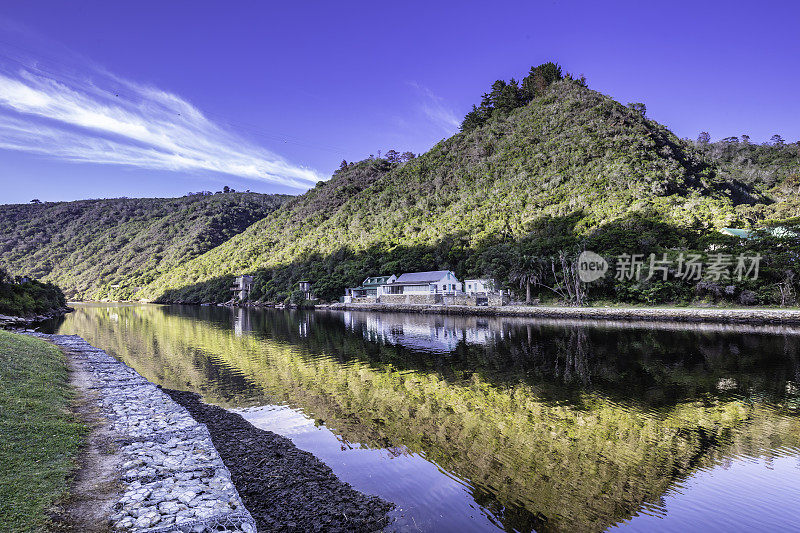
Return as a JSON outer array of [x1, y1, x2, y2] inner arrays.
[[0, 192, 289, 300], [140, 72, 799, 305], [0, 331, 84, 532], [3, 65, 799, 306], [0, 268, 67, 317]]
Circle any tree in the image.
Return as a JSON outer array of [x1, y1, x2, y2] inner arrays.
[[771, 134, 785, 146], [30, 199, 41, 204], [521, 62, 563, 102], [494, 78, 521, 115], [510, 254, 540, 303], [697, 132, 711, 145], [627, 102, 646, 117], [461, 105, 489, 132], [400, 151, 416, 162], [741, 134, 750, 144], [385, 150, 401, 164], [339, 160, 348, 169]]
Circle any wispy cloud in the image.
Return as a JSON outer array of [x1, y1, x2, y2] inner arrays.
[[0, 43, 322, 189], [408, 81, 460, 135]]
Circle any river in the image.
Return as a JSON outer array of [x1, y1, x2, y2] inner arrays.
[[45, 303, 800, 532]]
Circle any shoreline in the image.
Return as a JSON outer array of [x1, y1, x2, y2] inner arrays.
[[21, 331, 393, 532], [22, 331, 256, 532], [0, 306, 73, 328], [163, 389, 394, 532], [328, 302, 800, 325]]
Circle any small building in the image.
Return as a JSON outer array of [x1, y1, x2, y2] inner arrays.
[[230, 275, 254, 300], [382, 270, 462, 295], [298, 280, 314, 300], [464, 278, 496, 295], [345, 275, 396, 300]]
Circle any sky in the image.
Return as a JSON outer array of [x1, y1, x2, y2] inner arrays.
[[0, 0, 798, 204]]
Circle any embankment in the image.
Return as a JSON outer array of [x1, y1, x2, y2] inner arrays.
[[24, 332, 256, 532], [22, 332, 393, 532], [330, 302, 800, 325]]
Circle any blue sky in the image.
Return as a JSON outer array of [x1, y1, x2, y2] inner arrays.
[[1, 0, 798, 204]]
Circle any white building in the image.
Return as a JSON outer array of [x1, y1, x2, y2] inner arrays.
[[381, 270, 462, 295], [464, 278, 496, 294], [230, 275, 254, 300]]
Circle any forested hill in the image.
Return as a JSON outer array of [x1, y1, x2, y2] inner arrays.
[[0, 193, 289, 300], [139, 69, 799, 305]]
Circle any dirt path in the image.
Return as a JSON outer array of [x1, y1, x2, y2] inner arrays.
[[50, 344, 122, 532]]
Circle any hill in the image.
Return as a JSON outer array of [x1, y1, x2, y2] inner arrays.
[[0, 193, 289, 300], [140, 71, 798, 305]]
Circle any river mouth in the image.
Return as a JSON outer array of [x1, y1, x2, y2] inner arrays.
[[45, 303, 800, 532]]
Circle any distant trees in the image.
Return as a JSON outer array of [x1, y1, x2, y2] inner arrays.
[[363, 150, 417, 165], [30, 199, 41, 204], [460, 62, 566, 132], [384, 150, 401, 164], [771, 134, 785, 146], [627, 103, 646, 117], [697, 132, 711, 145]]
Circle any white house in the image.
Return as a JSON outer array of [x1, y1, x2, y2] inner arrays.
[[464, 278, 496, 294], [230, 275, 254, 300], [381, 270, 462, 295]]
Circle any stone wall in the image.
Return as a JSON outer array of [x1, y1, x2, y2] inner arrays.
[[379, 294, 442, 305], [443, 294, 477, 306], [351, 296, 378, 304]]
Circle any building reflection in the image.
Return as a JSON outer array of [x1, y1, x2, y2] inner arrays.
[[341, 311, 500, 352]]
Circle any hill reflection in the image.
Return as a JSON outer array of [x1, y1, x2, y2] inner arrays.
[[52, 304, 800, 532]]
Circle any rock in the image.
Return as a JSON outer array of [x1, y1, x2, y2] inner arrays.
[[134, 510, 160, 528], [178, 490, 197, 505]]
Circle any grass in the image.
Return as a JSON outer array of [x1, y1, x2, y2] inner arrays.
[[0, 330, 84, 532]]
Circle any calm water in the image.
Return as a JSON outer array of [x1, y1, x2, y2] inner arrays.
[[46, 304, 800, 532]]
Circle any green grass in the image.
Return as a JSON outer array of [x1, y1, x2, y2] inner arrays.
[[0, 331, 84, 532]]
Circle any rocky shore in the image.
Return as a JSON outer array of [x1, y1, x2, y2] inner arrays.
[[0, 306, 73, 328], [22, 332, 256, 532], [163, 389, 394, 532], [330, 302, 800, 325]]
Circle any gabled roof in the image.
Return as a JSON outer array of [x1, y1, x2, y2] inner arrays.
[[394, 270, 453, 284], [363, 275, 392, 287]]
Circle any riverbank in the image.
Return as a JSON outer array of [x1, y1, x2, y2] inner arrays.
[[0, 330, 84, 531], [10, 331, 394, 532], [0, 306, 73, 329], [330, 302, 800, 325], [164, 389, 394, 532], [19, 332, 256, 532]]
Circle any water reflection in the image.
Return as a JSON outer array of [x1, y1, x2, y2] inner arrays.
[[47, 304, 800, 532]]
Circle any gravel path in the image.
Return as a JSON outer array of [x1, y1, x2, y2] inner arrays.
[[163, 389, 395, 533]]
